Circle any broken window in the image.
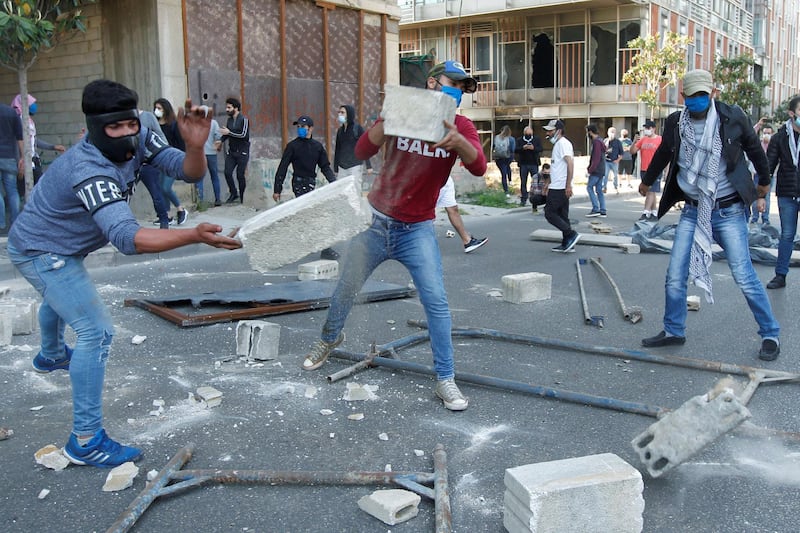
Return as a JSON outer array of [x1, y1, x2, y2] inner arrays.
[[502, 42, 526, 90], [558, 25, 585, 90], [530, 30, 555, 88], [590, 22, 616, 86]]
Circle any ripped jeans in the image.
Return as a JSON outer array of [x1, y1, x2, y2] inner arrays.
[[7, 244, 114, 437]]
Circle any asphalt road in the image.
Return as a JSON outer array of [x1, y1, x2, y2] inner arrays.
[[2, 192, 799, 532]]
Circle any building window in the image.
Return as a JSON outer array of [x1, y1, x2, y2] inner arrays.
[[590, 22, 616, 85], [531, 30, 555, 88]]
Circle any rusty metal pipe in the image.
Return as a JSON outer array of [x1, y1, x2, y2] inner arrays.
[[433, 443, 453, 533], [407, 320, 800, 380], [589, 257, 642, 323], [330, 348, 665, 417], [169, 469, 434, 487]]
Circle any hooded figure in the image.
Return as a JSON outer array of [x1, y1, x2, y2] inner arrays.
[[333, 104, 372, 188]]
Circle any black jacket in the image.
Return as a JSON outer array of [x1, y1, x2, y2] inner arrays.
[[766, 123, 800, 198], [515, 134, 543, 166], [273, 136, 336, 195], [223, 112, 250, 154], [334, 104, 371, 172], [644, 100, 769, 219]]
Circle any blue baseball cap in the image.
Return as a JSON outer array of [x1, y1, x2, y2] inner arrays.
[[427, 60, 478, 94]]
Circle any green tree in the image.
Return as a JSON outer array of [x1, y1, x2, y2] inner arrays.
[[0, 0, 93, 191], [622, 32, 693, 120], [770, 95, 793, 124], [713, 55, 769, 118]]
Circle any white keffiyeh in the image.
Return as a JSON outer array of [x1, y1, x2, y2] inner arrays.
[[678, 103, 723, 304], [787, 119, 800, 169]]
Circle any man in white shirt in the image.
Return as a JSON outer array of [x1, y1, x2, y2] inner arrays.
[[543, 119, 579, 252]]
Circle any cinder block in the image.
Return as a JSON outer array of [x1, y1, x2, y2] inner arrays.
[[298, 259, 339, 281], [631, 390, 750, 478], [357, 489, 421, 525], [238, 176, 366, 272], [619, 243, 640, 254], [381, 85, 456, 143], [502, 273, 551, 304], [504, 453, 644, 533], [0, 298, 39, 335], [236, 320, 280, 361]]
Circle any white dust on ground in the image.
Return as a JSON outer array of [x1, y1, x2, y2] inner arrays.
[[682, 438, 800, 486]]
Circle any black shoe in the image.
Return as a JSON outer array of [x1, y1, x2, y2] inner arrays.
[[563, 231, 580, 252], [226, 193, 239, 204], [766, 274, 786, 289], [758, 338, 780, 361], [464, 236, 488, 253], [214, 200, 222, 207], [320, 248, 340, 260], [176, 209, 188, 225], [642, 331, 686, 348]]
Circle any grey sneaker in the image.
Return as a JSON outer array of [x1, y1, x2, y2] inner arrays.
[[435, 378, 468, 411], [302, 332, 345, 371]]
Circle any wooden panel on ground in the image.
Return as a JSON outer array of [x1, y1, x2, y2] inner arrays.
[[124, 280, 416, 327]]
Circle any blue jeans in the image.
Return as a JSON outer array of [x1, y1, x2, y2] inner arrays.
[[0, 158, 20, 228], [7, 243, 114, 437], [603, 160, 619, 190], [586, 174, 606, 213], [321, 213, 454, 380], [138, 164, 169, 227], [775, 196, 800, 276], [206, 154, 221, 203], [161, 173, 181, 208], [519, 164, 538, 203], [496, 158, 513, 193], [663, 203, 779, 339]]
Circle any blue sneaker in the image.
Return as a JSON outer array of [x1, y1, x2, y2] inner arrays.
[[63, 429, 142, 468], [32, 345, 74, 373]]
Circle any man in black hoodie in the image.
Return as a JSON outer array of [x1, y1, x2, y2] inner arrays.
[[333, 104, 372, 191], [273, 115, 339, 259]]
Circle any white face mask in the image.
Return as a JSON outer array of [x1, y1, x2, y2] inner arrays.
[[644, 128, 654, 137], [154, 108, 164, 119], [337, 114, 346, 125]]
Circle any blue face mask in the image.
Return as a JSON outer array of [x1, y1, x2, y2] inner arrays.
[[440, 85, 462, 107], [28, 102, 38, 115], [685, 94, 711, 114], [297, 127, 308, 138], [547, 133, 558, 145], [794, 117, 800, 128]]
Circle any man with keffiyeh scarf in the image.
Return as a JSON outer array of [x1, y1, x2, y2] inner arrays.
[[764, 95, 800, 292], [637, 69, 781, 362]]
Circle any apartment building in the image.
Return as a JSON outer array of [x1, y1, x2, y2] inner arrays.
[[399, 0, 800, 154]]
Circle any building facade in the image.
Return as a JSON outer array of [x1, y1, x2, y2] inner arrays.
[[0, 0, 401, 211], [399, 0, 800, 155]]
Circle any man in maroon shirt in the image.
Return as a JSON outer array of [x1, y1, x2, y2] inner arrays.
[[301, 61, 486, 411]]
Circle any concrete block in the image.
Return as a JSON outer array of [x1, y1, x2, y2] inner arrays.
[[632, 389, 750, 478], [196, 386, 223, 408], [0, 311, 13, 346], [238, 176, 366, 272], [235, 320, 280, 361], [504, 453, 644, 533], [502, 272, 552, 304], [619, 243, 640, 254], [0, 298, 38, 335], [381, 84, 456, 143], [357, 489, 421, 525], [686, 295, 701, 311], [298, 259, 339, 281]]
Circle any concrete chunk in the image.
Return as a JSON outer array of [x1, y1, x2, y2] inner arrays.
[[298, 259, 339, 281], [357, 489, 421, 525], [34, 444, 70, 471], [619, 243, 640, 254], [0, 310, 13, 346], [632, 388, 750, 478], [502, 272, 552, 304], [238, 176, 366, 272], [686, 295, 701, 311], [102, 461, 139, 492], [0, 298, 38, 335], [236, 320, 280, 361], [504, 453, 644, 533], [381, 85, 456, 143], [196, 386, 223, 408]]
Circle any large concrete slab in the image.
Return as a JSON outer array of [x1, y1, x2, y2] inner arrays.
[[504, 453, 644, 533], [529, 229, 632, 247], [237, 176, 367, 272], [381, 84, 456, 143]]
